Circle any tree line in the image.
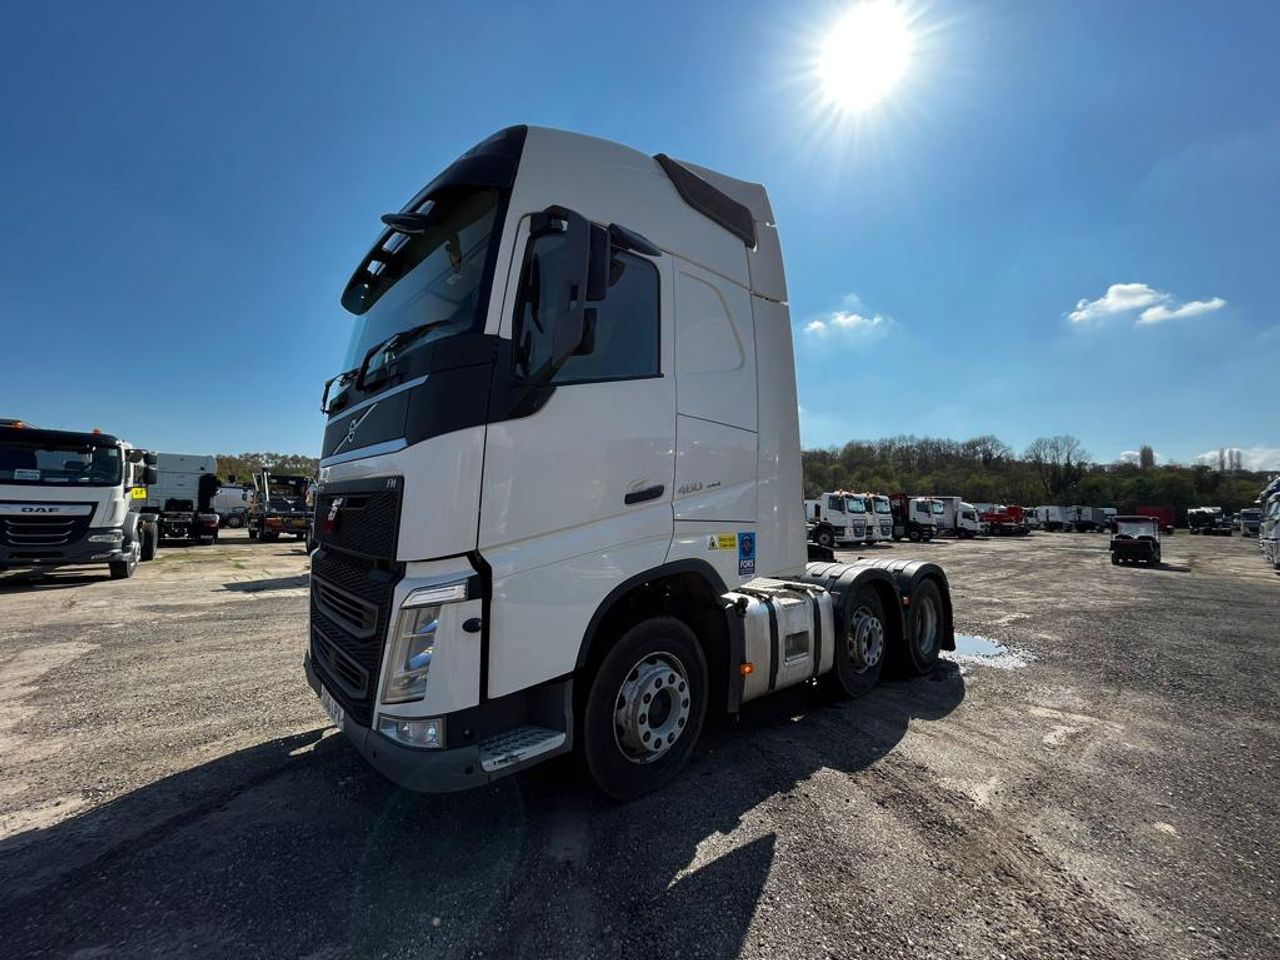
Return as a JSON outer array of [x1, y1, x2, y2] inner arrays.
[[802, 435, 1270, 518], [215, 452, 320, 484]]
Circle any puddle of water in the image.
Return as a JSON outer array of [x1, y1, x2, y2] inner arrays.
[[945, 633, 1032, 670]]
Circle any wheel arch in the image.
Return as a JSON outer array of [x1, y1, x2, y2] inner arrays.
[[575, 559, 733, 716]]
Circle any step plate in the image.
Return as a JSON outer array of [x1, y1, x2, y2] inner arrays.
[[479, 725, 567, 774]]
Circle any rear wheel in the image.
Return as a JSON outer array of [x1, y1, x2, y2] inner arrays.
[[225, 513, 244, 529], [908, 529, 921, 542], [816, 527, 834, 549], [582, 616, 707, 801], [902, 578, 943, 675], [247, 525, 259, 540], [825, 584, 887, 698], [139, 523, 158, 561], [1110, 554, 1120, 565]]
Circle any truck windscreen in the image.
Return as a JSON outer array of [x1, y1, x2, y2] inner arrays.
[[340, 187, 503, 373], [0, 442, 121, 486]]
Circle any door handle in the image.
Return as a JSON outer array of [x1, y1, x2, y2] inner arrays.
[[624, 484, 665, 505]]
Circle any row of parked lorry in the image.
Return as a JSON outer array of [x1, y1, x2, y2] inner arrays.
[[0, 419, 315, 580], [1252, 477, 1280, 571]]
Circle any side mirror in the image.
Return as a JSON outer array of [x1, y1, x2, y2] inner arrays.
[[143, 452, 158, 466], [528, 207, 612, 372], [143, 465, 159, 485]]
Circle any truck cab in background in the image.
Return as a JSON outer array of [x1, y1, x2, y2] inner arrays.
[[0, 421, 159, 580], [889, 493, 936, 542], [868, 494, 893, 543], [1188, 506, 1232, 536], [306, 126, 956, 799], [933, 496, 980, 538], [247, 472, 313, 542], [1259, 485, 1280, 570], [213, 482, 252, 528], [137, 453, 221, 546], [804, 492, 870, 546]]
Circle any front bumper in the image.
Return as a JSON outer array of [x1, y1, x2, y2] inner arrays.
[[0, 528, 128, 569], [305, 653, 571, 793]]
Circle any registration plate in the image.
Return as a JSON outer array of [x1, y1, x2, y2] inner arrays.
[[319, 684, 345, 731]]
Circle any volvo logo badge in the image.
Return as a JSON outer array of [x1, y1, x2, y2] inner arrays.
[[335, 403, 378, 454]]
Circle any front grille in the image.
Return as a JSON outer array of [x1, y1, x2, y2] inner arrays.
[[2, 513, 93, 548], [309, 546, 403, 727], [315, 482, 402, 559], [313, 573, 378, 639]]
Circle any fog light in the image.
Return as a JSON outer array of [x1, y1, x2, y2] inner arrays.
[[377, 715, 443, 749]]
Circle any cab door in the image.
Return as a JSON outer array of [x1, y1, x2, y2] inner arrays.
[[479, 215, 676, 698]]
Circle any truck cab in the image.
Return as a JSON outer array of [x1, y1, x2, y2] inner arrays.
[[0, 421, 159, 580], [305, 126, 955, 799], [804, 492, 870, 546], [868, 494, 893, 543], [247, 472, 313, 542], [888, 494, 936, 542]]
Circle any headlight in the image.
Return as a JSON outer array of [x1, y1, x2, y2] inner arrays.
[[88, 531, 124, 543], [381, 576, 471, 703], [383, 604, 439, 703]]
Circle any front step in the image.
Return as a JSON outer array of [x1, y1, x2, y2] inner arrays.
[[479, 725, 566, 774]]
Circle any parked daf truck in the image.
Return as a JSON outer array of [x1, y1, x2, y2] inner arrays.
[[305, 126, 956, 800], [887, 493, 936, 542], [868, 494, 893, 543], [0, 421, 159, 579]]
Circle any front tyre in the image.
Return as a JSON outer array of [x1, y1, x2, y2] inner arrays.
[[109, 543, 139, 580], [140, 524, 158, 562], [582, 616, 707, 801]]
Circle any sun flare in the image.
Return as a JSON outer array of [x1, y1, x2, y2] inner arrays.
[[818, 1, 915, 113]]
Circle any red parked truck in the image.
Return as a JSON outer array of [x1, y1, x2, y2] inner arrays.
[[1136, 505, 1175, 533], [979, 504, 1029, 537]]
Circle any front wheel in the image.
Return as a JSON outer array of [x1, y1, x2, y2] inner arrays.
[[816, 527, 834, 549], [225, 513, 245, 529], [908, 529, 921, 542], [109, 545, 138, 580], [1110, 554, 1120, 565], [582, 616, 707, 801]]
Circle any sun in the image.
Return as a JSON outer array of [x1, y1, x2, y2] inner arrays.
[[818, 1, 915, 114]]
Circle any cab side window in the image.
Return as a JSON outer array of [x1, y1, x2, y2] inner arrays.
[[514, 234, 660, 384]]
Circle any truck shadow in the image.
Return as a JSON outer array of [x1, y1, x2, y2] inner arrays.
[[0, 666, 964, 959], [0, 571, 111, 592], [221, 573, 310, 593]]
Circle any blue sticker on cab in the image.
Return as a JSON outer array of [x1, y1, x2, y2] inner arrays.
[[737, 531, 756, 576]]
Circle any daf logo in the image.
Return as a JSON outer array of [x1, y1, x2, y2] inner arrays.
[[335, 402, 378, 454], [21, 506, 60, 513]]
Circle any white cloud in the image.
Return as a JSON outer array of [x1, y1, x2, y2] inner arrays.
[[1117, 450, 1141, 464], [1069, 283, 1164, 324], [1194, 447, 1280, 471], [1138, 297, 1226, 325], [803, 293, 894, 343], [1257, 324, 1280, 342], [1067, 282, 1226, 327]]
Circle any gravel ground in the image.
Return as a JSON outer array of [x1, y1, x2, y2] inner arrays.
[[0, 529, 1276, 959]]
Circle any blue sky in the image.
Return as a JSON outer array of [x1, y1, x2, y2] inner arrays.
[[1, 1, 1276, 468]]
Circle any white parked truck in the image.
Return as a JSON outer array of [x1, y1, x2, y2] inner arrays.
[[0, 420, 159, 579], [868, 494, 893, 543], [305, 126, 956, 799], [804, 491, 870, 546], [933, 496, 980, 538], [136, 452, 221, 545], [1029, 505, 1067, 532], [213, 483, 252, 528]]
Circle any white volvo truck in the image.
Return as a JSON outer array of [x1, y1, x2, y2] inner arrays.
[[0, 421, 159, 579], [306, 126, 955, 799]]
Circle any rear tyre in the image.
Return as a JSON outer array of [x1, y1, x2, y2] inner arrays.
[[902, 578, 943, 676], [816, 527, 834, 549], [582, 616, 707, 801], [824, 583, 887, 698], [140, 524, 158, 562], [248, 525, 259, 540], [908, 529, 921, 542], [1110, 554, 1119, 565]]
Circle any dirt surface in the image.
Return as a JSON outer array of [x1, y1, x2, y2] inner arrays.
[[0, 529, 1276, 959]]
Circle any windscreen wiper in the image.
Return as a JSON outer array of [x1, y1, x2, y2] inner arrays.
[[356, 319, 449, 390]]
